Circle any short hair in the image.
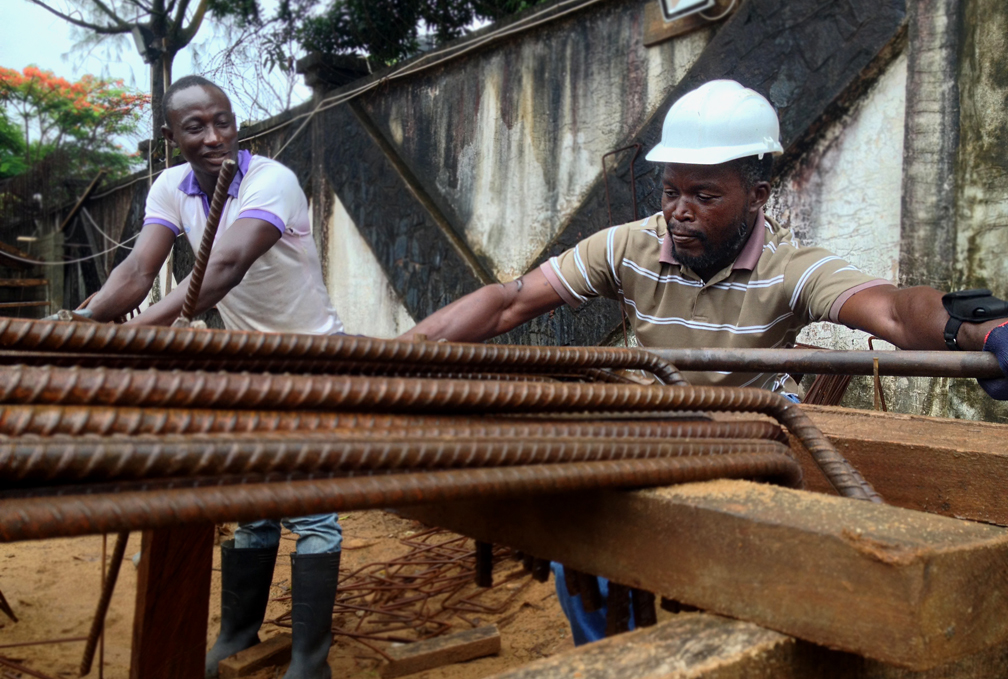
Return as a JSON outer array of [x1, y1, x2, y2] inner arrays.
[[162, 75, 228, 126], [729, 154, 775, 191]]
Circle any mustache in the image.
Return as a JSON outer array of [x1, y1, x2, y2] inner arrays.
[[668, 222, 708, 242]]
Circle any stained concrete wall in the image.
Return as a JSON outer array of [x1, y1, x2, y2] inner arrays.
[[360, 2, 710, 281]]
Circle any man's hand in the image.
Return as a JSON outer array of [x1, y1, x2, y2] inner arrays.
[[127, 218, 281, 326], [399, 267, 564, 343], [979, 322, 1008, 400]]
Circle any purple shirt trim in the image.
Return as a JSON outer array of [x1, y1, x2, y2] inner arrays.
[[828, 279, 894, 323], [177, 149, 253, 216], [237, 209, 286, 233], [144, 218, 181, 236]]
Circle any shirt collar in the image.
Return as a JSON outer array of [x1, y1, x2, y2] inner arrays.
[[177, 149, 252, 199], [658, 209, 767, 272]]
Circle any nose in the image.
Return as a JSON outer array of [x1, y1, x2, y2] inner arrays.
[[203, 125, 223, 148], [668, 197, 693, 223]]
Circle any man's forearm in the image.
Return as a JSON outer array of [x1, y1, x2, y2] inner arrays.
[[402, 283, 517, 342], [86, 262, 156, 322], [128, 260, 243, 326]]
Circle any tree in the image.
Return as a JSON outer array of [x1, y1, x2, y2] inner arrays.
[[0, 66, 150, 177], [272, 0, 548, 69], [0, 111, 27, 179], [26, 0, 259, 142]]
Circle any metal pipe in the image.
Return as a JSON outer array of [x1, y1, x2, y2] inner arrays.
[[0, 366, 875, 500], [0, 322, 686, 385], [178, 159, 237, 322], [0, 436, 791, 485], [0, 404, 784, 441], [645, 348, 1004, 379], [0, 454, 802, 542]]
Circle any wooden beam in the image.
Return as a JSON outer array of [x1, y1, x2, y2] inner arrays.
[[486, 612, 1008, 679], [399, 480, 1008, 670], [0, 301, 50, 310], [130, 524, 215, 679], [797, 405, 1008, 526]]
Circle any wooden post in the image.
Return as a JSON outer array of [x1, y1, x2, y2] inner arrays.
[[130, 524, 215, 679]]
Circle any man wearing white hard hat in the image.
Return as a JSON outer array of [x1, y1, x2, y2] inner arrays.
[[400, 80, 1008, 642]]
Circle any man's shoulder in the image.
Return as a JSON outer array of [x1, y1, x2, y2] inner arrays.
[[150, 162, 193, 195]]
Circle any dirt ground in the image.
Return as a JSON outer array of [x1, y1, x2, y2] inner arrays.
[[0, 511, 573, 678]]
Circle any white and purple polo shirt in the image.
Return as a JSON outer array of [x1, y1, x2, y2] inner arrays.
[[143, 150, 343, 335]]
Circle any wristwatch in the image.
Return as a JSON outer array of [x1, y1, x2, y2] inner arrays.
[[942, 289, 1008, 350]]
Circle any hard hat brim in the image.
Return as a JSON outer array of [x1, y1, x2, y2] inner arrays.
[[645, 142, 784, 165]]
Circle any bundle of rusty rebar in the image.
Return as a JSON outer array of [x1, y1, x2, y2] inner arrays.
[[0, 319, 889, 545]]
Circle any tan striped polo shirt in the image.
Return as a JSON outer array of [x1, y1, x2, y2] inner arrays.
[[540, 211, 890, 393]]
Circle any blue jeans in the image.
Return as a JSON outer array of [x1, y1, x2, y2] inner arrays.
[[234, 513, 342, 554], [551, 563, 635, 646]]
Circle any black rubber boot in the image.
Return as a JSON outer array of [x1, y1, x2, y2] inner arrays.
[[282, 551, 340, 679], [205, 540, 279, 678]]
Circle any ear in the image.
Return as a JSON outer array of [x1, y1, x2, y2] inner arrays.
[[161, 124, 175, 147], [749, 181, 771, 212]]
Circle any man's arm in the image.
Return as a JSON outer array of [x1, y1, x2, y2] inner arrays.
[[126, 218, 281, 326], [399, 267, 564, 342], [837, 284, 1002, 351], [85, 224, 176, 322]]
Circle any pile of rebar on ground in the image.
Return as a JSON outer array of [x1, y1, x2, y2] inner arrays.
[[0, 317, 889, 548]]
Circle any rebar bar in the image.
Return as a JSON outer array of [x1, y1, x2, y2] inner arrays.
[[178, 159, 236, 323], [0, 435, 791, 486], [646, 348, 1004, 379], [0, 366, 874, 499], [0, 322, 686, 385], [0, 404, 784, 440], [79, 531, 127, 676], [0, 454, 801, 541]]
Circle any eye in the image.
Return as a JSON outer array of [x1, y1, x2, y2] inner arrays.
[[185, 125, 201, 134], [697, 193, 716, 202]]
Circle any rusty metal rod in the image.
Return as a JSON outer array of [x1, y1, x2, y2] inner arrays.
[[0, 366, 875, 500], [178, 159, 237, 322], [0, 454, 802, 542], [646, 348, 1004, 379], [0, 351, 567, 382], [0, 404, 784, 440], [0, 322, 686, 385], [79, 531, 127, 676], [0, 436, 791, 485]]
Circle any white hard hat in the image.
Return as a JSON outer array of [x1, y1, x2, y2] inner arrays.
[[645, 80, 784, 165]]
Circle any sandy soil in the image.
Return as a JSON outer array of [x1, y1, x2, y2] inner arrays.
[[0, 511, 572, 678]]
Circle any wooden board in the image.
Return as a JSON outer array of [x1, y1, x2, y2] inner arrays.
[[382, 625, 501, 678], [130, 524, 215, 679], [0, 279, 48, 288], [798, 405, 1008, 525], [399, 480, 1008, 670], [486, 612, 1008, 679], [642, 0, 737, 48]]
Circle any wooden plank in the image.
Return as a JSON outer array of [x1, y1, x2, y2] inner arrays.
[[381, 625, 501, 678], [0, 241, 41, 271], [642, 0, 737, 48], [486, 612, 1008, 679], [797, 405, 1008, 526], [130, 524, 215, 679], [218, 633, 291, 678], [398, 480, 1008, 670], [0, 279, 48, 288]]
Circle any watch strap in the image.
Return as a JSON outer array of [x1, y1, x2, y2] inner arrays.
[[944, 317, 964, 351]]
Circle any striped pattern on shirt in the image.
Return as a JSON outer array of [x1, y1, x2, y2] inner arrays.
[[539, 211, 891, 392]]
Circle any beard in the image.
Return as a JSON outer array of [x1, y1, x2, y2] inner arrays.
[[671, 206, 752, 276]]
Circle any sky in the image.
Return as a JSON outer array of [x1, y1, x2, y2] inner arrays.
[[0, 0, 312, 142]]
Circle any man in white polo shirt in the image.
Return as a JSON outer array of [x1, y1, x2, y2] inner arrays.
[[85, 75, 342, 679]]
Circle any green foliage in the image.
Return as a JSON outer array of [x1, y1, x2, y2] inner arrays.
[[0, 66, 150, 179], [273, 0, 549, 67]]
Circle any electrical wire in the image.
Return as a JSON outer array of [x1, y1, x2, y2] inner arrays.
[[0, 233, 141, 267], [700, 0, 737, 21], [80, 208, 134, 251]]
